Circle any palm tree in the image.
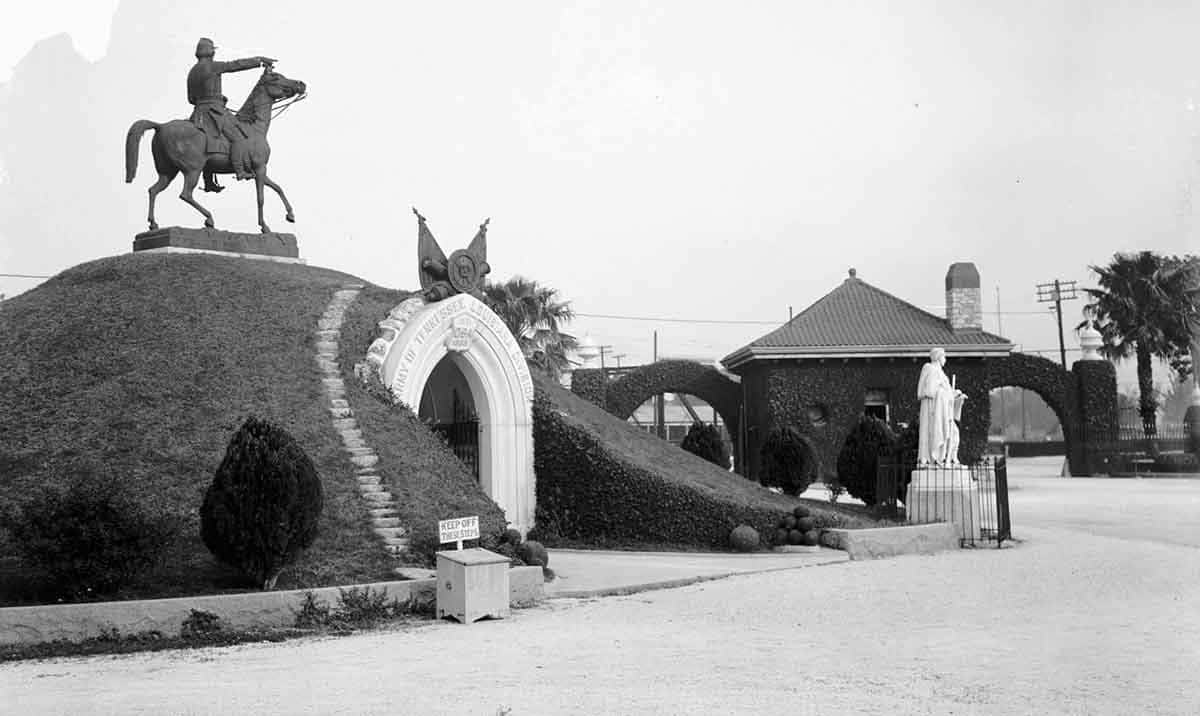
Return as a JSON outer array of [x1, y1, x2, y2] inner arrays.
[[1080, 251, 1195, 437], [483, 277, 579, 380]]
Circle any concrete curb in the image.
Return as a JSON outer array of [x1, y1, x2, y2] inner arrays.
[[546, 556, 849, 600], [0, 567, 544, 646], [820, 523, 961, 560]]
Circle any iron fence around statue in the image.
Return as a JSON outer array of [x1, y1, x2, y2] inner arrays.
[[875, 456, 1011, 547]]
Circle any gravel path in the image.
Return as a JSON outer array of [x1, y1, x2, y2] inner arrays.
[[4, 521, 1198, 715]]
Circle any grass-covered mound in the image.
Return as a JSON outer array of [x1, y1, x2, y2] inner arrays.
[[0, 253, 466, 603], [336, 286, 508, 559], [531, 374, 875, 550]]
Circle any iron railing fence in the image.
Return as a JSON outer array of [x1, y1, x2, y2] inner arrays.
[[876, 456, 1011, 547], [432, 420, 480, 481], [1093, 423, 1198, 474]]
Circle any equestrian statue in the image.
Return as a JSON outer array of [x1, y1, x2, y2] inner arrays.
[[124, 37, 307, 234]]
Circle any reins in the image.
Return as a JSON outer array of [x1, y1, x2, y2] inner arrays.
[[270, 93, 306, 120]]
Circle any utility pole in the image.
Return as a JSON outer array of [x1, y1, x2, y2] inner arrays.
[[653, 330, 665, 439], [1036, 279, 1079, 369], [996, 286, 1006, 436], [612, 353, 626, 368], [597, 344, 614, 373]]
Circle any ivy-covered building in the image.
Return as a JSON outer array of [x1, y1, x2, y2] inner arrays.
[[721, 263, 1114, 480]]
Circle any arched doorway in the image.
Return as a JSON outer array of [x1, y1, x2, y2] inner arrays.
[[364, 293, 535, 534], [420, 357, 481, 479]]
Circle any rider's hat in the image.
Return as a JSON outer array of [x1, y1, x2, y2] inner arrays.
[[195, 37, 216, 58]]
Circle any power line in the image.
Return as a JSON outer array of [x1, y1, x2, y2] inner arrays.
[[576, 312, 779, 325], [0, 273, 52, 279], [577, 308, 1058, 326]]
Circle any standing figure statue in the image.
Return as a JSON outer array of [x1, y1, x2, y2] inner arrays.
[[917, 347, 967, 465], [187, 37, 277, 192]]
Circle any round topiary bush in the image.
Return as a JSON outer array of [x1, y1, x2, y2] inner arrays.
[[200, 416, 324, 590], [792, 505, 810, 519], [759, 426, 818, 496], [802, 529, 820, 546], [680, 421, 731, 468], [835, 415, 898, 505], [786, 529, 803, 545], [516, 540, 549, 567], [6, 471, 178, 600], [729, 525, 759, 552], [501, 528, 523, 546]]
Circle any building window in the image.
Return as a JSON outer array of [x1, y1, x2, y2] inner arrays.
[[864, 389, 889, 422]]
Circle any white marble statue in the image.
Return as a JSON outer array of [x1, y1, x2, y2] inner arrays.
[[917, 347, 967, 465]]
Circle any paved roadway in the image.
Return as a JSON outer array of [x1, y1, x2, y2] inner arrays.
[[1008, 456, 1200, 548], [2, 457, 1198, 715]]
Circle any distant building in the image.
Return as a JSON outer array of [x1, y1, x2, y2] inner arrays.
[[722, 264, 1016, 480]]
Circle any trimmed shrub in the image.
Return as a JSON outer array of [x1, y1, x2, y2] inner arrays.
[[516, 540, 549, 567], [759, 426, 817, 495], [730, 525, 759, 552], [6, 473, 178, 599], [835, 416, 898, 505], [532, 372, 847, 548], [680, 422, 730, 468], [201, 417, 324, 590], [500, 528, 523, 546]]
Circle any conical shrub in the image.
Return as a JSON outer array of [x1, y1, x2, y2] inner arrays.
[[835, 415, 898, 505], [759, 426, 817, 495], [201, 417, 323, 589], [680, 421, 730, 468]]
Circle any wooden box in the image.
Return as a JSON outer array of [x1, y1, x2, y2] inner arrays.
[[436, 548, 511, 623]]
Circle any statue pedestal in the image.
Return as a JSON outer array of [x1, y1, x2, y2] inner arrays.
[[133, 227, 303, 263], [905, 465, 981, 542]]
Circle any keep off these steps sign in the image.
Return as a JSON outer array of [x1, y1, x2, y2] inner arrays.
[[438, 515, 479, 550]]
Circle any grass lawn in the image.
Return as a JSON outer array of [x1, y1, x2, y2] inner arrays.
[[0, 254, 398, 604]]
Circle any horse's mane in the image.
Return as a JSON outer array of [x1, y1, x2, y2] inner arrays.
[[235, 73, 274, 123]]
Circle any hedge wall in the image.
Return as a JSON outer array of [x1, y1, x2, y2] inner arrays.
[[534, 373, 850, 548]]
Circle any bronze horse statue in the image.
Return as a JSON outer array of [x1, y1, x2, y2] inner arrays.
[[125, 69, 307, 233]]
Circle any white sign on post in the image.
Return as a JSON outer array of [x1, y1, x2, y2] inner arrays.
[[438, 516, 480, 550]]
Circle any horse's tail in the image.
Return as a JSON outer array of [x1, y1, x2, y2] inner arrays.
[[125, 120, 160, 183]]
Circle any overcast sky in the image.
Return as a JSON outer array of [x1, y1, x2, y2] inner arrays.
[[2, 1, 1198, 391]]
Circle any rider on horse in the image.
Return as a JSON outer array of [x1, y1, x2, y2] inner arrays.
[[187, 37, 276, 192]]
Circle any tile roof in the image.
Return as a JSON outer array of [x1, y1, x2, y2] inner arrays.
[[722, 274, 1012, 367]]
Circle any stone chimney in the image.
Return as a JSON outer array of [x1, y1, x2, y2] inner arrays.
[[945, 262, 982, 332]]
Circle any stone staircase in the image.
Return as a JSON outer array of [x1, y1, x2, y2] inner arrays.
[[316, 285, 410, 558]]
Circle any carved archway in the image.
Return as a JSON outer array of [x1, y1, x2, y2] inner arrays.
[[604, 360, 743, 467], [364, 293, 535, 534]]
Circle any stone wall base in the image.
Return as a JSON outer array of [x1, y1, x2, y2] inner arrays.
[[821, 523, 961, 560], [0, 567, 544, 646]]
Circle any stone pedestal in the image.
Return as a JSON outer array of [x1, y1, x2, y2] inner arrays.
[[133, 226, 302, 263], [905, 465, 981, 541]]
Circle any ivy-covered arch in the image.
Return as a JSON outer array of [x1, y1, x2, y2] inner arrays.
[[955, 352, 1080, 469], [603, 360, 743, 466]]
